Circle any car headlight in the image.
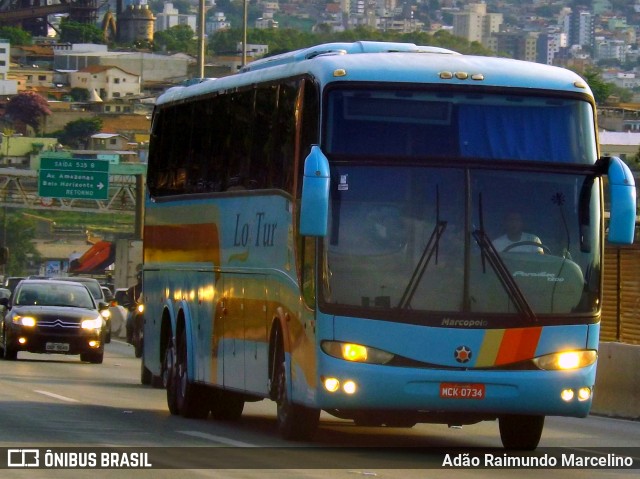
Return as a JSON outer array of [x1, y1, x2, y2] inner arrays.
[[12, 315, 36, 327], [136, 303, 144, 314], [532, 350, 597, 370], [100, 309, 111, 319], [81, 317, 103, 330], [321, 341, 394, 364]]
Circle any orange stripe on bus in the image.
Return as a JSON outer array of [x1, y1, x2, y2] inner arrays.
[[494, 327, 542, 366], [144, 224, 221, 266]]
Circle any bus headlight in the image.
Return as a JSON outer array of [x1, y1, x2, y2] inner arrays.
[[321, 341, 394, 364], [532, 350, 597, 370]]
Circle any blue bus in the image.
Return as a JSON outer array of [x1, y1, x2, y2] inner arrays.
[[141, 41, 636, 449]]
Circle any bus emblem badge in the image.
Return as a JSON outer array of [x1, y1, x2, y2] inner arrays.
[[454, 346, 472, 363]]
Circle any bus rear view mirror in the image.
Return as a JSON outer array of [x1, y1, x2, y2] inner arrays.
[[300, 146, 330, 237], [605, 156, 636, 245]]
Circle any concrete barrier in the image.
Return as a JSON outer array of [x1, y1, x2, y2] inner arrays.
[[591, 342, 640, 420]]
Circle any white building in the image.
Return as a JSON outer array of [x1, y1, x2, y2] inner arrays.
[[452, 3, 502, 47], [0, 39, 18, 95], [595, 38, 629, 63], [69, 65, 140, 101], [602, 71, 640, 90], [255, 12, 279, 29], [207, 12, 231, 34], [235, 43, 269, 58], [537, 31, 567, 65], [155, 2, 197, 32]]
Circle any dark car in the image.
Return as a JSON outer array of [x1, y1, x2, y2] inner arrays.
[[0, 279, 108, 363], [4, 276, 25, 293], [48, 276, 111, 343]]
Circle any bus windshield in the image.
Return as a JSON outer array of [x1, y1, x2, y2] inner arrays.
[[321, 88, 601, 321], [325, 88, 597, 164], [322, 166, 601, 319]]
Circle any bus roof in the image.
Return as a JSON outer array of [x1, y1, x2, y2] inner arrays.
[[155, 41, 593, 106]]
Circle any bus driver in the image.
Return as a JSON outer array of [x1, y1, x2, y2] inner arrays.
[[493, 212, 544, 254]]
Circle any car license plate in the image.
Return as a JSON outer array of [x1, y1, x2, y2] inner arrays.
[[439, 383, 485, 399], [46, 342, 70, 352]]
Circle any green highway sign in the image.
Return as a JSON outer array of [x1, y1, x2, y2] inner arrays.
[[39, 157, 110, 200]]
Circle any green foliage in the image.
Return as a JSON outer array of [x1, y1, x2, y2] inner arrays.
[[149, 0, 191, 14], [153, 24, 198, 55], [59, 19, 104, 44], [69, 88, 90, 102], [4, 92, 52, 134], [579, 67, 612, 104], [57, 117, 103, 149], [0, 26, 32, 46], [1, 212, 42, 276], [208, 27, 494, 57]]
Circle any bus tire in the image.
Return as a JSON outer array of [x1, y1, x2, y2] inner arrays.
[[499, 414, 544, 450], [210, 390, 245, 421], [164, 338, 179, 414], [173, 329, 209, 419], [274, 356, 319, 441], [141, 359, 152, 385]]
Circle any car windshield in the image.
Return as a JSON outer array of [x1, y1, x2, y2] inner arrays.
[[53, 278, 103, 300], [15, 283, 95, 309]]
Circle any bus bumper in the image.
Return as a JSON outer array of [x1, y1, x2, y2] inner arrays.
[[312, 356, 596, 418]]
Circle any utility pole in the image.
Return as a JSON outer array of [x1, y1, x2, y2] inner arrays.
[[242, 0, 248, 67], [197, 0, 206, 78]]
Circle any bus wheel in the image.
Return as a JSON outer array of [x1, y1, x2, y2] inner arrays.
[[141, 358, 152, 385], [210, 390, 245, 421], [164, 338, 179, 415], [274, 356, 319, 440], [173, 329, 209, 419], [499, 415, 544, 450]]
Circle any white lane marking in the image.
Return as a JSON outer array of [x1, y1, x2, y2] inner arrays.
[[177, 430, 257, 447], [33, 390, 79, 403]]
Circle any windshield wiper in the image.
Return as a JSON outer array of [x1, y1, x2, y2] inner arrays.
[[472, 229, 536, 322], [398, 186, 447, 310]]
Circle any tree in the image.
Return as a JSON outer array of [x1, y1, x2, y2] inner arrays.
[[59, 19, 104, 44], [56, 117, 103, 149], [4, 92, 52, 135], [2, 212, 42, 276], [579, 67, 612, 105], [0, 26, 32, 46], [69, 87, 90, 102], [154, 24, 198, 54]]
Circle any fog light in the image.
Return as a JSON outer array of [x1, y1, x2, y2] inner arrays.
[[88, 340, 100, 348], [18, 337, 27, 345], [561, 389, 574, 401], [324, 377, 340, 392], [577, 387, 591, 401], [343, 380, 357, 395]]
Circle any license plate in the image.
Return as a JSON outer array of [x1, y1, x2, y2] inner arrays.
[[439, 383, 485, 399], [46, 342, 70, 352]]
